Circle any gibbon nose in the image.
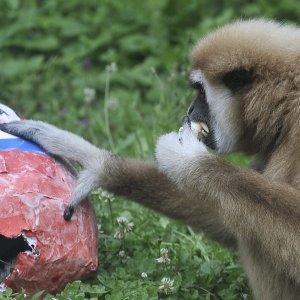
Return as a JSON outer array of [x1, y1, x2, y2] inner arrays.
[[187, 94, 210, 126], [187, 102, 195, 116]]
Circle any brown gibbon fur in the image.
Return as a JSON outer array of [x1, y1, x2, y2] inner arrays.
[[1, 19, 300, 299]]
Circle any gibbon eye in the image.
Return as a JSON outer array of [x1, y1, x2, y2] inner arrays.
[[222, 69, 254, 92]]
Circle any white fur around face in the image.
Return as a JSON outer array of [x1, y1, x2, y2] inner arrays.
[[190, 70, 204, 85], [155, 125, 208, 179], [190, 70, 242, 154]]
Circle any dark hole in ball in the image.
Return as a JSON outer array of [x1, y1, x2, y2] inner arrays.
[[0, 234, 32, 280]]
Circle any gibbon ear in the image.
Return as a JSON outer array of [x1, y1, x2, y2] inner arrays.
[[222, 69, 254, 92]]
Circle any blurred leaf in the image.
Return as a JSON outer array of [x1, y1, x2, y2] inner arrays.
[[0, 56, 43, 77]]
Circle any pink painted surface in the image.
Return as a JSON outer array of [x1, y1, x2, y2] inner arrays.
[[0, 150, 98, 294]]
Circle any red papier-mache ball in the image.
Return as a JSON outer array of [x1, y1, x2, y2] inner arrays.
[[0, 104, 98, 295]]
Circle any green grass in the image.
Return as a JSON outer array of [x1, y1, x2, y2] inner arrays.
[[0, 0, 299, 299]]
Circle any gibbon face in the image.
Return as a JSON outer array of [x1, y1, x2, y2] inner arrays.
[[187, 19, 300, 155]]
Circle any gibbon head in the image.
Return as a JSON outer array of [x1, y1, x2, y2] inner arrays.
[[187, 19, 300, 155]]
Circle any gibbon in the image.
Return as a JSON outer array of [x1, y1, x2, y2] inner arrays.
[[1, 19, 300, 299]]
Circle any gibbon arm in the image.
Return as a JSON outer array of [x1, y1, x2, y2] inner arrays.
[[155, 129, 300, 282], [173, 156, 300, 282], [0, 120, 235, 246], [3, 120, 300, 282], [100, 156, 236, 247]]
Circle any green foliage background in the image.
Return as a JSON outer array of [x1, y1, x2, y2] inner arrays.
[[0, 0, 299, 299]]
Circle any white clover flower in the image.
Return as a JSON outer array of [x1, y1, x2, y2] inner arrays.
[[107, 97, 119, 110], [114, 216, 134, 240], [97, 224, 104, 234], [118, 250, 126, 258], [114, 231, 125, 240], [116, 216, 128, 224], [141, 272, 148, 278], [83, 87, 96, 104], [100, 190, 112, 199], [116, 216, 134, 233], [124, 222, 134, 233], [156, 248, 170, 264], [0, 283, 6, 292], [158, 277, 174, 295], [156, 256, 170, 264], [160, 248, 168, 256], [98, 188, 115, 202], [106, 62, 117, 73]]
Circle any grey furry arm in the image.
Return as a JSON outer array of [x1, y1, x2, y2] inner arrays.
[[0, 120, 235, 246]]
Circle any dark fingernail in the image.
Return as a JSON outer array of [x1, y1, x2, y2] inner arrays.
[[63, 206, 74, 221]]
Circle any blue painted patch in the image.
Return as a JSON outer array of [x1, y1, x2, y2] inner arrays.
[[0, 138, 46, 154]]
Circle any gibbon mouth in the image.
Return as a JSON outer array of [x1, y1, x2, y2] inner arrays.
[[181, 116, 210, 140], [190, 121, 210, 140], [181, 115, 216, 150]]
